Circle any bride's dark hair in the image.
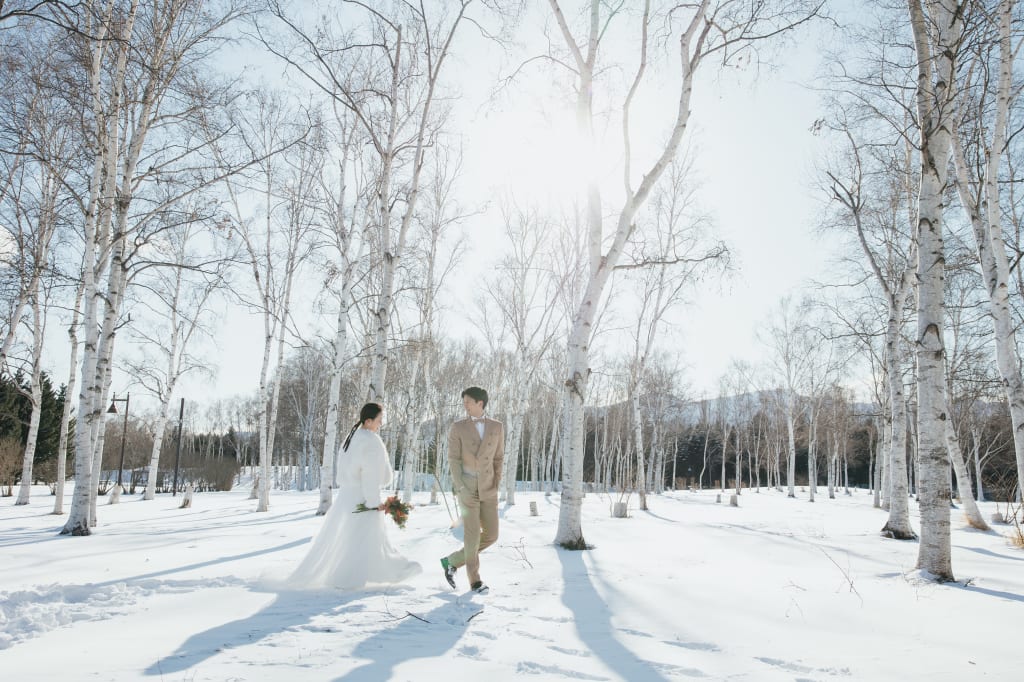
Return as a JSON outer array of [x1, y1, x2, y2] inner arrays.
[[342, 402, 383, 452]]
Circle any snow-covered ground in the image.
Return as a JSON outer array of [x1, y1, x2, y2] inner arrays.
[[1, 484, 1020, 681]]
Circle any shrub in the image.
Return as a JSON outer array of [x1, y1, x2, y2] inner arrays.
[[0, 437, 22, 496]]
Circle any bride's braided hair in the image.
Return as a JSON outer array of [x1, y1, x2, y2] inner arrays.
[[342, 402, 383, 451]]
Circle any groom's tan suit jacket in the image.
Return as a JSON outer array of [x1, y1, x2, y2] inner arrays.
[[449, 416, 505, 501]]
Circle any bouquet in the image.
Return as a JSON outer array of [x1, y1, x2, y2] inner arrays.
[[354, 495, 413, 529]]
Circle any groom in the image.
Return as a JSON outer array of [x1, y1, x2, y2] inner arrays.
[[441, 386, 504, 593]]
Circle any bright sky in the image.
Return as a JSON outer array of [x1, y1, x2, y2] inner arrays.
[[442, 16, 839, 400], [39, 5, 843, 413]]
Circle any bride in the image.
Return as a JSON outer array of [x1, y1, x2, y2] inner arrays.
[[289, 402, 421, 590]]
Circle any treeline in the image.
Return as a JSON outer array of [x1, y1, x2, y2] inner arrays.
[[0, 372, 65, 495], [0, 369, 242, 495]]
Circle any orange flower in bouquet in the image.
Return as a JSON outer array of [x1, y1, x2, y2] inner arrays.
[[354, 495, 413, 528]]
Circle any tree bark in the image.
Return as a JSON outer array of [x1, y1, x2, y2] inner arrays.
[[909, 0, 961, 582], [14, 285, 45, 505]]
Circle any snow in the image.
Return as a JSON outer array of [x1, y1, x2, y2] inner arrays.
[[1, 484, 1020, 681]]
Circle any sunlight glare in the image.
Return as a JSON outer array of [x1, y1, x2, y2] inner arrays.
[[484, 108, 593, 204]]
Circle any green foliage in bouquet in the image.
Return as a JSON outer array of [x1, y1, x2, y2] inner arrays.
[[354, 495, 412, 528]]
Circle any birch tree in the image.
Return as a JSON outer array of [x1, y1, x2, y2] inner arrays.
[[907, 0, 965, 581], [61, 0, 248, 535], [126, 210, 230, 501], [0, 0, 89, 30], [801, 321, 842, 503], [311, 111, 369, 515], [825, 110, 919, 536], [0, 30, 77, 505], [262, 0, 485, 403], [950, 0, 1024, 499], [280, 346, 328, 492], [762, 296, 816, 499], [398, 144, 471, 502], [544, 0, 821, 548], [942, 246, 993, 529], [218, 94, 318, 513], [619, 158, 728, 510], [487, 198, 565, 504], [12, 277, 47, 504], [0, 27, 75, 385], [52, 280, 83, 515]]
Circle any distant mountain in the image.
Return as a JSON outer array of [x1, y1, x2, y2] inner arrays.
[[588, 388, 879, 425]]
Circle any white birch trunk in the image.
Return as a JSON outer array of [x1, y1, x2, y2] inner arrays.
[[632, 391, 648, 510], [316, 201, 360, 513], [256, 305, 275, 511], [142, 300, 180, 501], [881, 304, 914, 535], [367, 6, 464, 401], [828, 434, 836, 500], [952, 0, 1024, 499], [734, 426, 742, 496], [786, 402, 797, 498], [14, 288, 45, 505], [909, 0, 959, 581], [699, 419, 711, 489], [552, 0, 705, 548], [720, 422, 728, 493], [808, 406, 817, 502], [400, 360, 423, 503], [943, 395, 989, 530], [53, 281, 84, 515], [88, 227, 131, 524], [318, 303, 349, 515], [258, 267, 295, 512], [62, 0, 128, 536], [971, 429, 985, 502], [503, 379, 526, 504], [143, 399, 173, 501]]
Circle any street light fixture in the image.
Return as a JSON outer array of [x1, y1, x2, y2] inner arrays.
[[107, 392, 130, 492]]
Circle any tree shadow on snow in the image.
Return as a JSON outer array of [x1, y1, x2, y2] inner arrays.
[[333, 593, 474, 682], [957, 545, 1024, 563], [557, 549, 675, 682], [639, 508, 678, 524], [144, 588, 366, 677], [956, 582, 1024, 604], [94, 538, 310, 588]]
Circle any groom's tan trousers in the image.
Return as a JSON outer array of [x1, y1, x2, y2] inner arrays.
[[447, 474, 499, 585]]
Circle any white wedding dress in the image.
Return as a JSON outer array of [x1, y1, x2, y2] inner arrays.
[[289, 428, 421, 590]]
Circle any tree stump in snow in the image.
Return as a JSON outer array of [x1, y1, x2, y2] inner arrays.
[[729, 494, 738, 507], [715, 494, 721, 504], [180, 483, 193, 509], [108, 484, 122, 505], [991, 511, 1005, 524], [529, 501, 538, 516], [612, 502, 627, 518]]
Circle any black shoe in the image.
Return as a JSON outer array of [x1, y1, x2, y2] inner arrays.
[[471, 580, 489, 594], [440, 557, 457, 589]]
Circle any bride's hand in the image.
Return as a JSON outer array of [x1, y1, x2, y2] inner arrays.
[[377, 503, 385, 511]]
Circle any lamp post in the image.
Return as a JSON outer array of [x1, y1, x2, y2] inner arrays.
[[107, 392, 130, 492]]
